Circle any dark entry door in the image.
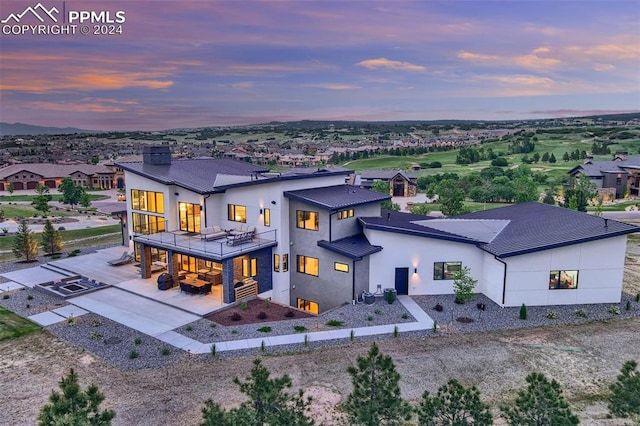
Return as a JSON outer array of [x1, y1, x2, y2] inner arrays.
[[395, 267, 409, 295]]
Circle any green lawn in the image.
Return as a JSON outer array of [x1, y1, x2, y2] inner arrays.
[[0, 194, 108, 202], [0, 224, 122, 251], [410, 201, 513, 214], [586, 200, 640, 212], [0, 204, 76, 219], [0, 306, 41, 342]]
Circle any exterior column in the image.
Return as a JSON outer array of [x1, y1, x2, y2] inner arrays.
[[169, 251, 181, 284], [140, 245, 152, 278], [222, 258, 235, 304]]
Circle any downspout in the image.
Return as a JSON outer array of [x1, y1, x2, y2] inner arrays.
[[495, 255, 508, 305], [351, 258, 360, 303], [203, 194, 212, 227]]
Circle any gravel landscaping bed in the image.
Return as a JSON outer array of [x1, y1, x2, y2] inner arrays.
[[182, 296, 415, 344], [47, 313, 191, 370], [0, 286, 68, 316], [414, 292, 640, 334]]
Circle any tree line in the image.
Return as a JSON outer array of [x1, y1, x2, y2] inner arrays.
[[39, 347, 640, 425]]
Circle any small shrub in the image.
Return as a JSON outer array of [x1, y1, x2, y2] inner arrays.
[[476, 303, 486, 311], [367, 315, 373, 321], [230, 312, 242, 321], [239, 301, 247, 311], [626, 300, 632, 311], [51, 254, 60, 259], [26, 294, 33, 301], [284, 310, 295, 318], [90, 332, 102, 340], [128, 350, 139, 359], [387, 291, 396, 304], [25, 303, 30, 309], [231, 329, 238, 334], [575, 309, 588, 318], [185, 325, 193, 332], [160, 347, 171, 356], [66, 316, 75, 326], [264, 299, 270, 308], [350, 329, 355, 341], [546, 310, 557, 319], [401, 312, 408, 320], [393, 326, 399, 338], [326, 319, 344, 327], [304, 334, 309, 346], [261, 340, 266, 352], [210, 344, 216, 357], [91, 319, 102, 327], [256, 311, 268, 320], [434, 303, 443, 312], [134, 337, 142, 345], [209, 322, 217, 328], [257, 326, 272, 333], [636, 293, 640, 302], [432, 321, 438, 332], [374, 309, 381, 315], [2, 294, 10, 300], [293, 325, 307, 332], [609, 306, 621, 315], [519, 303, 528, 320]]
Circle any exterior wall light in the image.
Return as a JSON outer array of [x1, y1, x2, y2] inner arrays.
[[259, 208, 263, 214], [414, 268, 418, 274]]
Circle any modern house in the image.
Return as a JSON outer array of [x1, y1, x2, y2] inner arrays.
[[118, 147, 638, 314], [0, 163, 123, 191], [568, 155, 640, 199]]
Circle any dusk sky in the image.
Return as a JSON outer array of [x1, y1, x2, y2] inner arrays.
[[1, 0, 639, 131]]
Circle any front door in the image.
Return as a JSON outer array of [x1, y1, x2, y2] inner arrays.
[[394, 267, 409, 295]]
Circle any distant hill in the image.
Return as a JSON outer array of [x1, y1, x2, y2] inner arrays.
[[0, 122, 99, 136]]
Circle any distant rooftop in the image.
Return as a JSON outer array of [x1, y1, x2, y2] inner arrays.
[[284, 185, 390, 210]]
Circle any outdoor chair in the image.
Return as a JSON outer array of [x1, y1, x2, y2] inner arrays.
[[107, 251, 133, 266]]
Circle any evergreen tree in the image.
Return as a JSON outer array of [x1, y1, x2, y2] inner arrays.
[[562, 152, 570, 162], [343, 342, 412, 426], [38, 368, 115, 426], [200, 359, 313, 426], [7, 182, 14, 195], [79, 188, 92, 209], [32, 184, 52, 215], [501, 372, 578, 426], [418, 379, 493, 425], [12, 220, 38, 261], [549, 153, 557, 163], [41, 219, 63, 255], [608, 360, 640, 418], [541, 152, 550, 162]]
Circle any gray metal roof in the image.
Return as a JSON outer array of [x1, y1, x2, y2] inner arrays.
[[284, 185, 391, 210], [570, 156, 640, 177], [317, 234, 382, 259], [361, 203, 640, 258], [360, 170, 418, 180]]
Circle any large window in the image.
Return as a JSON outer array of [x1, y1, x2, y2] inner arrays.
[[264, 208, 271, 227], [296, 210, 319, 230], [178, 202, 201, 233], [337, 209, 354, 220], [132, 213, 165, 235], [228, 204, 247, 223], [334, 262, 349, 273], [131, 189, 164, 213], [297, 298, 319, 314], [433, 261, 462, 280], [549, 270, 578, 289], [242, 257, 257, 277], [297, 255, 319, 276]]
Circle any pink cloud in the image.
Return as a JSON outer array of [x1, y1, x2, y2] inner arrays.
[[356, 58, 426, 72]]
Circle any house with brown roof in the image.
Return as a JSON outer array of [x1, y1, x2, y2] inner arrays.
[[0, 163, 122, 191]]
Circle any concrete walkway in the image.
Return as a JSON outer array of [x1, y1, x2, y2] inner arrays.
[[1, 250, 435, 354]]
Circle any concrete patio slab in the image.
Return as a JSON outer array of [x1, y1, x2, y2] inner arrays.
[[70, 287, 200, 336], [0, 267, 67, 288], [0, 281, 25, 292], [52, 305, 89, 319], [28, 311, 65, 326], [49, 246, 141, 286]]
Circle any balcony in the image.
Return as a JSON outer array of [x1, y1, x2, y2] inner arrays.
[[133, 228, 278, 260]]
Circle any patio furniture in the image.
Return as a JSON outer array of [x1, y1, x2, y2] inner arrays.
[[226, 228, 255, 246], [200, 225, 227, 241], [179, 276, 210, 294], [107, 251, 133, 266], [149, 261, 167, 273], [157, 273, 174, 290]]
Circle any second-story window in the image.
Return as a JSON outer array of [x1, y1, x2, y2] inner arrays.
[[264, 208, 271, 227], [228, 204, 246, 223], [337, 209, 354, 220], [131, 189, 164, 213], [296, 210, 318, 230]]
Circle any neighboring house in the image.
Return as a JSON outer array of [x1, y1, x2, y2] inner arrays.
[[118, 146, 638, 314], [354, 170, 418, 197], [361, 203, 639, 307], [0, 163, 120, 191], [568, 155, 640, 199]]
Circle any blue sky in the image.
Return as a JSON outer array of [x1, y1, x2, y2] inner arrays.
[[1, 0, 638, 130]]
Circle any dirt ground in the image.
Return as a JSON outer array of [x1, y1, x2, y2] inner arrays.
[[2, 240, 640, 425]]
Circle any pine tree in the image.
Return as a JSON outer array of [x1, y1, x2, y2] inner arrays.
[[38, 368, 115, 426], [200, 358, 313, 426], [418, 379, 493, 425], [342, 342, 412, 426], [608, 360, 640, 418], [541, 152, 550, 162], [41, 219, 63, 255], [500, 372, 578, 425], [12, 220, 38, 261], [549, 153, 557, 163]]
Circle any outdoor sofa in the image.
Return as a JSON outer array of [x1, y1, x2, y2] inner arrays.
[[107, 251, 133, 266], [200, 225, 227, 241]]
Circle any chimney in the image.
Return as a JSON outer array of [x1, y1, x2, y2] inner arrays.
[[143, 146, 171, 165]]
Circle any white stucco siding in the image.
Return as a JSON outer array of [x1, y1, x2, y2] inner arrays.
[[503, 236, 627, 307], [481, 251, 506, 305], [365, 229, 483, 295]]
